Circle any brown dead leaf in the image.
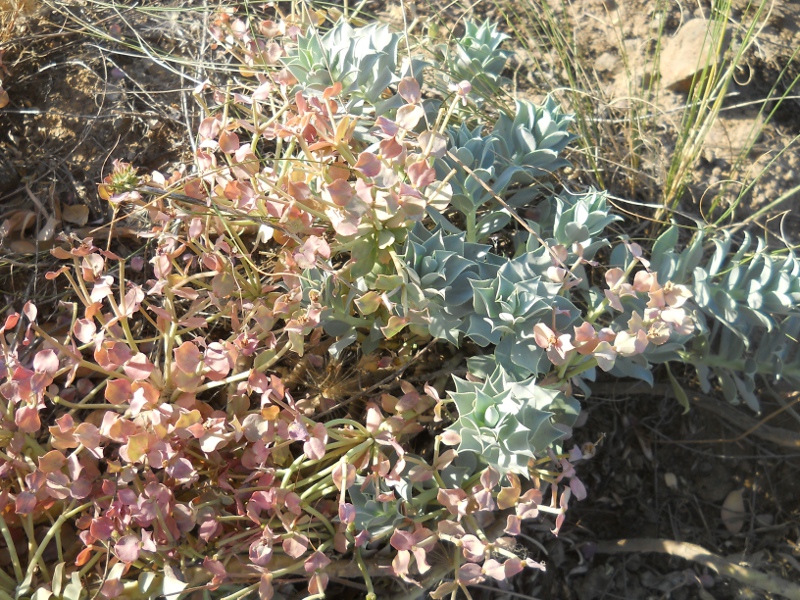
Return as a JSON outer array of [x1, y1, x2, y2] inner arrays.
[[0, 85, 8, 109], [61, 204, 89, 226], [9, 239, 37, 253], [0, 210, 36, 239]]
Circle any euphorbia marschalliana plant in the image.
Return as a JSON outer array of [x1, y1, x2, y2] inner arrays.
[[1, 6, 798, 600]]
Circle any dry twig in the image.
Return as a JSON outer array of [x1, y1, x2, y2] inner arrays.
[[595, 538, 800, 600]]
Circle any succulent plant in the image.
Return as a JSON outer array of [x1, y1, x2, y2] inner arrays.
[[282, 20, 401, 106], [440, 98, 575, 197], [644, 228, 800, 409], [466, 249, 581, 379], [435, 99, 575, 243], [447, 367, 581, 476], [348, 476, 406, 537], [446, 20, 512, 99], [516, 187, 620, 271], [548, 188, 620, 252], [491, 98, 576, 188], [404, 224, 505, 344], [435, 123, 498, 220]]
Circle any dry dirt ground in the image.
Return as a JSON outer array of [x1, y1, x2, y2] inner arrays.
[[1, 1, 799, 599]]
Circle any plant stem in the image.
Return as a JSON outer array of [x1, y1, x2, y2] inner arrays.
[[356, 546, 377, 600], [466, 209, 477, 244], [219, 582, 259, 600], [0, 515, 22, 582]]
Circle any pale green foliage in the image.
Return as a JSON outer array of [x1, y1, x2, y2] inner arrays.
[[651, 229, 800, 325], [283, 20, 401, 106], [492, 98, 576, 185], [457, 189, 617, 378], [647, 228, 800, 409], [466, 250, 579, 378], [519, 188, 620, 264], [547, 189, 620, 248], [447, 367, 580, 475], [349, 477, 405, 536], [447, 20, 511, 98], [405, 189, 618, 378], [437, 123, 497, 224], [435, 99, 575, 242], [300, 268, 381, 355], [404, 225, 504, 345]]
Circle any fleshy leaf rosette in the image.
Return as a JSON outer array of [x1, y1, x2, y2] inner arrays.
[[466, 249, 580, 378], [642, 227, 800, 410], [404, 224, 504, 344], [283, 20, 401, 106], [436, 123, 498, 220], [491, 98, 576, 187], [447, 20, 511, 99], [447, 367, 580, 476]]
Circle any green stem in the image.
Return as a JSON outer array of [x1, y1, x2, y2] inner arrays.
[[52, 396, 125, 411], [0, 515, 21, 582], [0, 568, 15, 592], [78, 549, 105, 578], [219, 583, 259, 600], [466, 208, 477, 244], [356, 546, 376, 600], [301, 503, 336, 538], [411, 486, 440, 510], [437, 94, 460, 135], [17, 500, 90, 595], [563, 357, 598, 380], [23, 514, 49, 582], [300, 483, 339, 504], [191, 343, 290, 397], [286, 438, 372, 490], [163, 292, 179, 391]]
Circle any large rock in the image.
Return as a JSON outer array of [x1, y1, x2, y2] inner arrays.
[[659, 18, 731, 92]]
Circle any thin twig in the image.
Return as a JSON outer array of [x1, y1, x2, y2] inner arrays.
[[594, 538, 800, 600]]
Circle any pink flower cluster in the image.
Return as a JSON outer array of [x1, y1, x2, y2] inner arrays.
[[534, 267, 695, 373]]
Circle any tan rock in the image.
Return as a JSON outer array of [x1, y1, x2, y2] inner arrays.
[[659, 18, 731, 92], [594, 51, 619, 74]]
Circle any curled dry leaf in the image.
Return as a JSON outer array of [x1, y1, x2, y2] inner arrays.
[[1, 210, 36, 241], [721, 488, 746, 534], [37, 215, 58, 242], [61, 204, 90, 226]]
